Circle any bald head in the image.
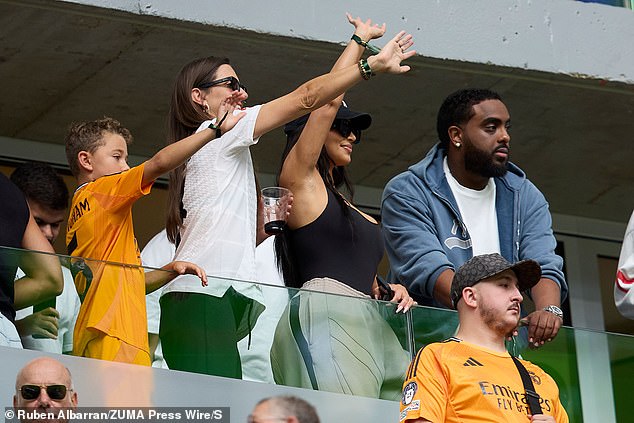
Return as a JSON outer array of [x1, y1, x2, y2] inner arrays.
[[14, 357, 77, 413], [251, 396, 319, 423]]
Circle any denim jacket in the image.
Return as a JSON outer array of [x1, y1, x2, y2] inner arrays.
[[381, 143, 567, 307]]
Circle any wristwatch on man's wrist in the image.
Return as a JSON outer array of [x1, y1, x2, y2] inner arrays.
[[543, 305, 564, 320]]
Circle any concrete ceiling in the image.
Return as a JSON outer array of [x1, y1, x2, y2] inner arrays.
[[2, 0, 634, 224]]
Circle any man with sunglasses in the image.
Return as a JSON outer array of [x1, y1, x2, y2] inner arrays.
[[13, 356, 78, 421], [382, 88, 567, 348]]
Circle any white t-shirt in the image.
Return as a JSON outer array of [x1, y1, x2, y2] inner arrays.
[[163, 106, 264, 306], [141, 230, 175, 369], [14, 266, 80, 354], [444, 157, 500, 256]]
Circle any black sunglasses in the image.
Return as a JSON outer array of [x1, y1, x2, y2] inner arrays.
[[20, 384, 69, 401], [332, 120, 362, 144], [197, 76, 247, 93]]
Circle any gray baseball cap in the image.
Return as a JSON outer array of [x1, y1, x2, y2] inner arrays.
[[450, 253, 541, 309]]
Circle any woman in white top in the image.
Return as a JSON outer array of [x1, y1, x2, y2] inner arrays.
[[160, 18, 415, 378]]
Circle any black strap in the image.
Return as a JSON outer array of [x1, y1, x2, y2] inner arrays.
[[512, 356, 542, 416]]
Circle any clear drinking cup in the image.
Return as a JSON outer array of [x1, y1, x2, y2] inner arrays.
[[261, 187, 291, 235]]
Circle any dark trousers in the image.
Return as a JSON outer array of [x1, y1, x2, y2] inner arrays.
[[160, 289, 250, 378]]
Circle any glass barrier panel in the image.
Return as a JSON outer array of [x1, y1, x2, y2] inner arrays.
[[408, 303, 460, 352], [5, 244, 634, 420], [408, 300, 634, 422], [182, 279, 413, 401], [606, 329, 634, 422], [2, 246, 413, 401], [0, 345, 400, 421], [517, 326, 582, 423]]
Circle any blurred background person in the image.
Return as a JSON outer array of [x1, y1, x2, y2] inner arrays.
[[249, 396, 319, 423], [11, 162, 80, 354], [0, 172, 63, 349]]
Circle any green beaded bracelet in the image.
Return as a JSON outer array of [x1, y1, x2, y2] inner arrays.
[[351, 34, 381, 55], [358, 59, 373, 80]]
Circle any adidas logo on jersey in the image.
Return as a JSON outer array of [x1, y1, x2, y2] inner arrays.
[[463, 357, 483, 366]]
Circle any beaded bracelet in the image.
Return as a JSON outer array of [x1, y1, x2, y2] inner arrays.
[[358, 59, 373, 80], [351, 34, 381, 55], [207, 110, 229, 138]]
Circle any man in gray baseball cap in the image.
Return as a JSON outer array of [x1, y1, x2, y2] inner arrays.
[[450, 253, 541, 309], [400, 253, 568, 423]]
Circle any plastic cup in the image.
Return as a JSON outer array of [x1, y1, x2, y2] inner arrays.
[[261, 187, 291, 235]]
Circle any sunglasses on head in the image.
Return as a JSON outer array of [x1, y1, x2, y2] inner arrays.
[[20, 384, 69, 401], [197, 76, 247, 93], [332, 120, 362, 144]]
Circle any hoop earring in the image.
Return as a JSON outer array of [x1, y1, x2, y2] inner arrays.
[[203, 103, 210, 114]]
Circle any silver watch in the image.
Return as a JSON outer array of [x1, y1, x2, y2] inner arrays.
[[543, 305, 563, 320]]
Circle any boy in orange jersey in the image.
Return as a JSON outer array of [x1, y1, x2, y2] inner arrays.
[[400, 254, 568, 423], [64, 93, 246, 365]]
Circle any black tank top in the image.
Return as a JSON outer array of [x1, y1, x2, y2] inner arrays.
[[288, 189, 384, 295]]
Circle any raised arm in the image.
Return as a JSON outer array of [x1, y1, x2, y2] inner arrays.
[[333, 14, 386, 73], [254, 29, 415, 139], [142, 90, 247, 185], [13, 214, 64, 309], [280, 15, 388, 187]]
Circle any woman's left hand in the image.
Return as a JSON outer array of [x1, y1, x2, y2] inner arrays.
[[218, 90, 248, 134], [389, 283, 416, 313], [163, 260, 208, 287], [346, 13, 386, 42]]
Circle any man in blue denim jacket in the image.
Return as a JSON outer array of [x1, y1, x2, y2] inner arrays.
[[382, 88, 567, 347]]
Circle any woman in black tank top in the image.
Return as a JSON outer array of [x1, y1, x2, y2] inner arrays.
[[270, 15, 415, 400], [274, 17, 414, 309]]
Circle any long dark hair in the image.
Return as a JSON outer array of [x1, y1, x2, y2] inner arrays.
[[165, 56, 230, 244], [274, 122, 355, 288]]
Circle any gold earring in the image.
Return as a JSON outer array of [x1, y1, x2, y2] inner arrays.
[[203, 104, 210, 114]]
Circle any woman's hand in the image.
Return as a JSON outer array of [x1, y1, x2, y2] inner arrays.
[[218, 90, 248, 134], [163, 260, 208, 287], [367, 31, 415, 75], [346, 13, 385, 42], [390, 283, 416, 313]]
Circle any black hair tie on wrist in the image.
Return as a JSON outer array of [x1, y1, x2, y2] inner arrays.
[[207, 110, 229, 138]]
